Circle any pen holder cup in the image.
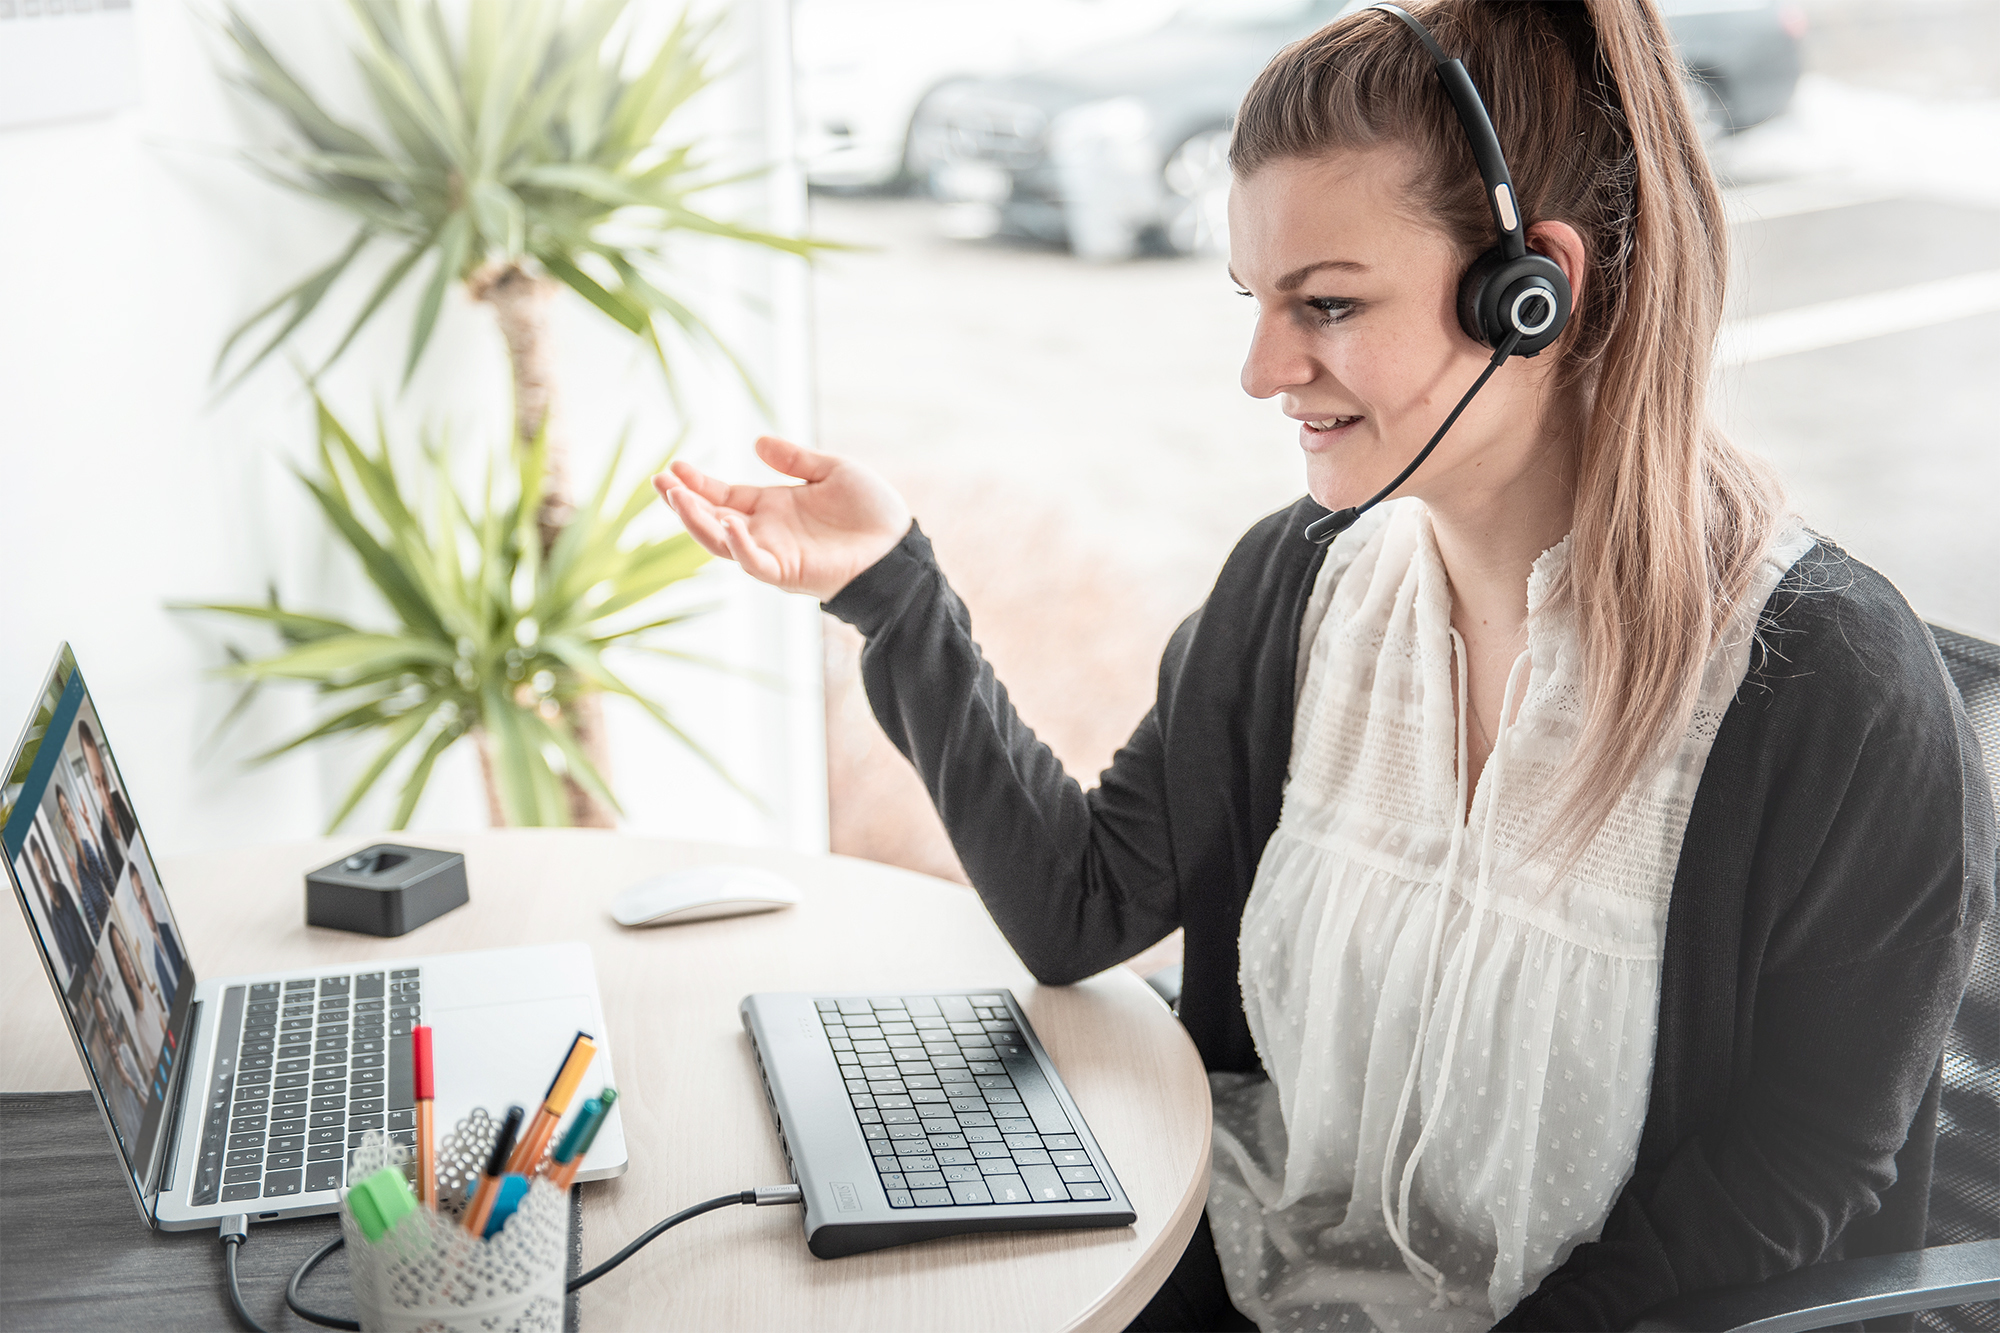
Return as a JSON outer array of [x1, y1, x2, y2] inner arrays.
[[341, 1111, 569, 1333]]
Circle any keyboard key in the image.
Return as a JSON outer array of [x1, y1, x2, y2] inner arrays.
[[880, 1109, 921, 1124], [856, 1108, 883, 1124], [942, 1164, 983, 1183], [845, 1079, 870, 1095], [912, 1189, 954, 1207], [266, 1151, 305, 1171], [957, 1112, 997, 1128], [985, 1089, 1023, 1105], [928, 1136, 968, 1152], [250, 983, 280, 999], [308, 1144, 343, 1162], [948, 1097, 986, 1114], [857, 1053, 896, 1067], [902, 997, 940, 1016], [938, 998, 975, 1023], [308, 1128, 342, 1145], [814, 999, 839, 1012], [1003, 1133, 1042, 1150], [224, 1166, 261, 1185], [949, 1022, 985, 1037], [968, 1061, 1005, 1075], [908, 1090, 946, 1104], [306, 1163, 342, 1192], [1058, 1165, 1100, 1184], [263, 1171, 304, 1197], [949, 1179, 994, 1205], [1050, 1150, 1092, 1168], [849, 1094, 876, 1109], [980, 1158, 1020, 1176], [898, 1155, 938, 1173], [269, 1135, 305, 1153], [878, 1172, 905, 1190], [986, 1175, 1031, 1203], [903, 1073, 941, 1089], [230, 1115, 268, 1134], [885, 1189, 914, 1208], [933, 1149, 975, 1166], [1043, 1135, 1083, 1151], [227, 1132, 265, 1151], [917, 1106, 957, 1123], [387, 1110, 415, 1131], [225, 1149, 263, 1167], [310, 1097, 345, 1113], [863, 1124, 891, 1141], [996, 1118, 1035, 1134], [875, 1095, 912, 1110], [222, 1184, 261, 1202], [309, 1113, 344, 1129], [1012, 1149, 1052, 1167], [273, 1088, 307, 1106], [1019, 1165, 1069, 1202], [885, 1034, 923, 1048], [870, 998, 905, 1011], [904, 1171, 946, 1188], [888, 1124, 928, 1140], [1066, 1182, 1112, 1201], [971, 1142, 1012, 1159], [349, 1114, 385, 1130]]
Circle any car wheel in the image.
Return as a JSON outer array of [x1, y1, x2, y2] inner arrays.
[[1160, 127, 1232, 257], [1683, 73, 1730, 149]]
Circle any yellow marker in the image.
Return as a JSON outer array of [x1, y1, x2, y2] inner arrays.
[[507, 1031, 597, 1175]]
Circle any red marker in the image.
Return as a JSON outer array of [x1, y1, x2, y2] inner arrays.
[[413, 1025, 436, 1209]]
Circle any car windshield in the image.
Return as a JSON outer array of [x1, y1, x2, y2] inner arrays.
[[1172, 0, 1346, 29]]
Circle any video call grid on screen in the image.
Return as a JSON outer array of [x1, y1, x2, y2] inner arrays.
[[3, 653, 192, 1189]]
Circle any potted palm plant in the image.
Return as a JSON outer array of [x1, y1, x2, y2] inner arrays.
[[203, 0, 822, 826]]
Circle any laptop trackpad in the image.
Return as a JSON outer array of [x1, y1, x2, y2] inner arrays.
[[428, 997, 611, 1151]]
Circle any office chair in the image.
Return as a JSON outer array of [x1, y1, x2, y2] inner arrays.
[[1145, 625, 2000, 1333], [1632, 623, 2000, 1332]]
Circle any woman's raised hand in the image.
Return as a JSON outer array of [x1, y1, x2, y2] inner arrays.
[[653, 437, 912, 602]]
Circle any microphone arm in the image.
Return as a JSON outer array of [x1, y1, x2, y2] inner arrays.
[[1302, 328, 1524, 545]]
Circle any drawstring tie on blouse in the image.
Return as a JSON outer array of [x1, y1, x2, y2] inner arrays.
[[1379, 635, 1533, 1309]]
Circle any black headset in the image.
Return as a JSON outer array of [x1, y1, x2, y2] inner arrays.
[[1302, 1, 1574, 545]]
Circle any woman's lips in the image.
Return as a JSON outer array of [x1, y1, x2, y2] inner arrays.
[[1298, 415, 1363, 450]]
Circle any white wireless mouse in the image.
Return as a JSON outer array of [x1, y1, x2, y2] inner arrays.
[[610, 865, 801, 928]]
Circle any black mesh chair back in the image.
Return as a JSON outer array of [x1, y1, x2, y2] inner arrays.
[[1924, 625, 2000, 1333]]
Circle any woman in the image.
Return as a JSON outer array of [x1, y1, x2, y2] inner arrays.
[[655, 2, 1993, 1329]]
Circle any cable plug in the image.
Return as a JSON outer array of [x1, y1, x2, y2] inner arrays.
[[219, 1212, 250, 1245], [753, 1184, 803, 1207]]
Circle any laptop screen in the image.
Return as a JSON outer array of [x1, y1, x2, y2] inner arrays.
[[2, 645, 195, 1201]]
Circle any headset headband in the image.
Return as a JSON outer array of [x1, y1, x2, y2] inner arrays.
[[1366, 2, 1526, 262]]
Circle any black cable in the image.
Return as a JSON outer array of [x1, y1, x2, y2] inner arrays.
[[285, 1235, 360, 1330], [222, 1233, 272, 1333], [567, 1189, 752, 1291], [266, 1184, 799, 1326]]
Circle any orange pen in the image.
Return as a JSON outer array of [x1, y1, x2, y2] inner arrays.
[[464, 1105, 523, 1236], [506, 1031, 596, 1175], [412, 1025, 436, 1208]]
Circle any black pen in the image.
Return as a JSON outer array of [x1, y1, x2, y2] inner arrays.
[[464, 1105, 523, 1235]]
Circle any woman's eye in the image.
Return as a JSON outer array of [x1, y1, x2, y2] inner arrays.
[[1306, 297, 1357, 326]]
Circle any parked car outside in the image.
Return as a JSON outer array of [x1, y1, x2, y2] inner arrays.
[[794, 0, 1182, 190], [908, 0, 1805, 260]]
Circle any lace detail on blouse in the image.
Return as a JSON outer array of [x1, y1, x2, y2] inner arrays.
[[1207, 501, 1812, 1332]]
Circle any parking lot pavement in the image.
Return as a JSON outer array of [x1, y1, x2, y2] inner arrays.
[[808, 76, 2000, 877]]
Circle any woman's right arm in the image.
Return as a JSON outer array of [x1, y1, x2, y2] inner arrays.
[[658, 441, 1183, 982]]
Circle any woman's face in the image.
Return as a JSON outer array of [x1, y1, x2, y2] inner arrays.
[[1228, 148, 1568, 516]]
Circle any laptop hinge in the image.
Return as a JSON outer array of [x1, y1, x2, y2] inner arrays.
[[150, 998, 202, 1212]]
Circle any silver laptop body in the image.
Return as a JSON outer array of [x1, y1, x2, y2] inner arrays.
[[3, 643, 628, 1232]]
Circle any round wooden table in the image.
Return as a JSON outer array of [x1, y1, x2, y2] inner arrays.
[[0, 830, 1213, 1332]]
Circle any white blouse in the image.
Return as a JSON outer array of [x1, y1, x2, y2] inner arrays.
[[1207, 501, 1810, 1332]]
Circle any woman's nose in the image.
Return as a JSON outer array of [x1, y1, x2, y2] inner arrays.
[[1240, 310, 1316, 401]]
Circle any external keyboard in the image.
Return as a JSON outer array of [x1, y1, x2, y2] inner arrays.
[[814, 992, 1113, 1208], [189, 967, 422, 1205]]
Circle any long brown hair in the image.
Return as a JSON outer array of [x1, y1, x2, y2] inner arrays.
[[1233, 0, 1786, 856]]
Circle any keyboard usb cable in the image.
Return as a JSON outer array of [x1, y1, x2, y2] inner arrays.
[[218, 1184, 806, 1331]]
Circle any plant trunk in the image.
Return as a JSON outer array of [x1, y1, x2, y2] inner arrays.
[[470, 260, 616, 829]]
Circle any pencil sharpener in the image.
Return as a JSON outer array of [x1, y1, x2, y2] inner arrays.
[[305, 844, 468, 937]]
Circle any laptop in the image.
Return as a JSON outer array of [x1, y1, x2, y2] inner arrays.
[[1, 644, 628, 1231], [742, 989, 1135, 1257]]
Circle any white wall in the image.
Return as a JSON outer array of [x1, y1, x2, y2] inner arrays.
[[0, 0, 827, 859]]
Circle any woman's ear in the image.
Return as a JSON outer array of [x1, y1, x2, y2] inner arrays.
[[1526, 220, 1588, 315]]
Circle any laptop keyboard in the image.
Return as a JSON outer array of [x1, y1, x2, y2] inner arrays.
[[189, 968, 422, 1206], [814, 993, 1114, 1209]]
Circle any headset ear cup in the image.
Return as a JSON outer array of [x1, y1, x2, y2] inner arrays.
[[1457, 249, 1574, 357]]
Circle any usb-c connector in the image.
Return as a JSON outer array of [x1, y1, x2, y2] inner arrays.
[[754, 1183, 804, 1207]]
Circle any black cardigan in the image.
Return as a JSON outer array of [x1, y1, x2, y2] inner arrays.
[[823, 499, 1996, 1331]]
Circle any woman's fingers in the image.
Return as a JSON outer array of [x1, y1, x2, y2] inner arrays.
[[653, 477, 734, 561], [755, 435, 840, 485], [721, 511, 786, 585]]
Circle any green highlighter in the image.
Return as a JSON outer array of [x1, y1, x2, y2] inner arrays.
[[348, 1164, 420, 1243]]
